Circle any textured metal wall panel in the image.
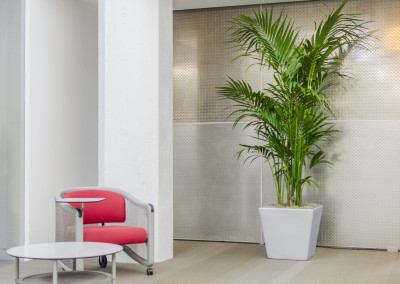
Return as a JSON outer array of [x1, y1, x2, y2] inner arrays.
[[174, 5, 262, 123], [174, 0, 400, 248], [261, 120, 400, 249], [259, 0, 400, 120], [304, 121, 400, 249], [174, 123, 262, 242]]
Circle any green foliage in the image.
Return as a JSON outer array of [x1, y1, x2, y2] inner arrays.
[[217, 1, 370, 207]]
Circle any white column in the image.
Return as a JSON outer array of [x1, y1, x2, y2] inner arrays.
[[26, 0, 98, 244], [98, 0, 173, 262]]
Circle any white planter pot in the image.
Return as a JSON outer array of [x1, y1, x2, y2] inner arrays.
[[259, 205, 323, 260]]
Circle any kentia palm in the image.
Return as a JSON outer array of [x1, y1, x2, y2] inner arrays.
[[217, 1, 369, 259]]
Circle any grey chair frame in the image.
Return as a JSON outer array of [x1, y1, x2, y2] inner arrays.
[[54, 186, 154, 274]]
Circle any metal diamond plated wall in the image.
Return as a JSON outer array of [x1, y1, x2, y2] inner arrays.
[[174, 0, 400, 249], [174, 124, 262, 242]]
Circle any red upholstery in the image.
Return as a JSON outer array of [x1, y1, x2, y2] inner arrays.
[[63, 190, 126, 224], [84, 226, 147, 245]]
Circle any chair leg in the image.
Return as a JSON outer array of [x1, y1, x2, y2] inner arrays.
[[98, 255, 108, 268]]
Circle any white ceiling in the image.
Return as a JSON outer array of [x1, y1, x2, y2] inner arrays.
[[76, 0, 306, 10], [173, 0, 304, 10]]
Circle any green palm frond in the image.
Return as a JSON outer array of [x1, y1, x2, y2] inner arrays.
[[217, 1, 370, 207], [300, 1, 371, 92], [230, 9, 300, 73]]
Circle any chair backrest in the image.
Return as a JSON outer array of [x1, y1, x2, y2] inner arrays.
[[63, 189, 126, 224]]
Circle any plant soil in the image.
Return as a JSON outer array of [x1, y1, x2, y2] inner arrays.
[[266, 203, 320, 209]]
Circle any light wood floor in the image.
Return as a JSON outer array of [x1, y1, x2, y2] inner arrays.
[[1, 240, 400, 283]]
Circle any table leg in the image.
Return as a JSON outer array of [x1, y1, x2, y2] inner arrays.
[[15, 257, 19, 283], [53, 260, 58, 284], [112, 253, 116, 282]]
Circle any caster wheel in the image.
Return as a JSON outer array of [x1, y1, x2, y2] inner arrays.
[[99, 255, 108, 268], [147, 267, 153, 275]]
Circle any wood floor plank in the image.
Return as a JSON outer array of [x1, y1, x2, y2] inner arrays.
[[1, 241, 400, 284]]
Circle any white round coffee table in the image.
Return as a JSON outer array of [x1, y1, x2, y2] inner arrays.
[[7, 242, 123, 284]]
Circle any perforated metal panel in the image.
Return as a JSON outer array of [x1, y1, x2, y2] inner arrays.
[[304, 121, 400, 249], [174, 123, 262, 242], [174, 5, 261, 123], [174, 0, 400, 248], [259, 0, 400, 121]]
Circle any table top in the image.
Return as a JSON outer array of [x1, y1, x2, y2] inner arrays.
[[7, 242, 122, 260], [55, 198, 105, 203]]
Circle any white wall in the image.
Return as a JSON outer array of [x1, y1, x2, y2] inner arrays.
[[0, 0, 24, 259], [99, 0, 173, 262], [26, 0, 98, 244]]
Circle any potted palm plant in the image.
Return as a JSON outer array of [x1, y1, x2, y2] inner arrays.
[[217, 1, 369, 260]]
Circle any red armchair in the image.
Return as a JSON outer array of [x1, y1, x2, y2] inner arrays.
[[54, 186, 154, 275]]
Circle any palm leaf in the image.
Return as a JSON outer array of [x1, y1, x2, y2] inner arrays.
[[217, 1, 370, 206]]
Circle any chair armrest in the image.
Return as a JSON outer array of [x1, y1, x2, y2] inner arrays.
[[54, 190, 82, 214], [122, 193, 154, 213], [98, 187, 154, 213], [55, 199, 82, 216], [56, 186, 153, 212]]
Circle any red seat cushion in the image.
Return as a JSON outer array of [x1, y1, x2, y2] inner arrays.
[[63, 190, 126, 224], [84, 226, 147, 245]]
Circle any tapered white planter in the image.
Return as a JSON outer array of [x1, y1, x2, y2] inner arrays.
[[259, 205, 323, 260]]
